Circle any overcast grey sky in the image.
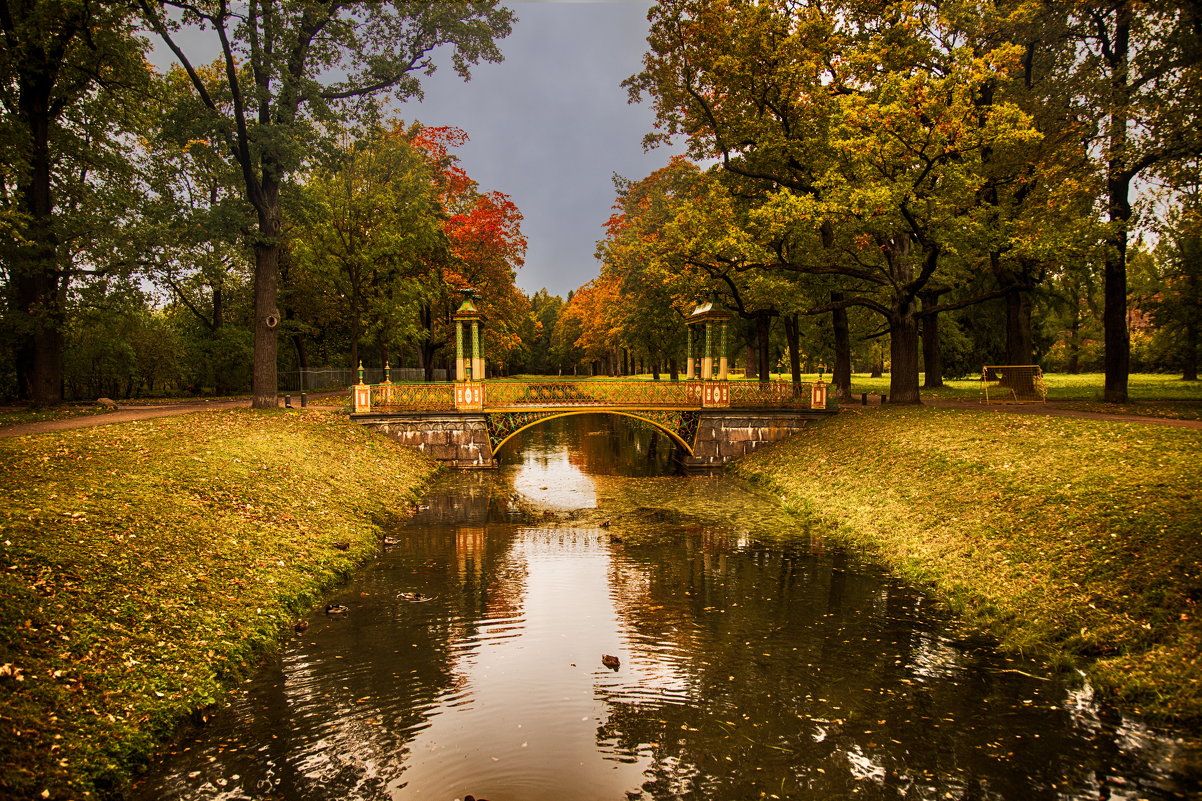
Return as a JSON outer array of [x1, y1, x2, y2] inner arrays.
[[148, 1, 673, 300], [398, 1, 677, 299]]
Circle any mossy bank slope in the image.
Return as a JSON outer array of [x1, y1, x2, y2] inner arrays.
[[0, 410, 437, 799], [733, 406, 1202, 722]]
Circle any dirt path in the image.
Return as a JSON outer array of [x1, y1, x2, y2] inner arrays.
[[0, 393, 347, 439], [0, 400, 251, 439]]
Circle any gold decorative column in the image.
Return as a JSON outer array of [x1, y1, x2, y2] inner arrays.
[[471, 320, 483, 382], [455, 318, 466, 381], [685, 327, 695, 380], [718, 320, 729, 380], [452, 292, 486, 411]]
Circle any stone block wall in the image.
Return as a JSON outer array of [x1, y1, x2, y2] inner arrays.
[[682, 411, 820, 468], [356, 414, 495, 468]]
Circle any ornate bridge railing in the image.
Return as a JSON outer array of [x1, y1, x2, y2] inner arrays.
[[728, 380, 811, 407], [366, 382, 457, 411], [484, 379, 695, 409], [354, 378, 830, 414]]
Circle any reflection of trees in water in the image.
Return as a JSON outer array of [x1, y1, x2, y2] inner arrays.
[[502, 413, 680, 476], [597, 531, 1140, 800], [574, 414, 679, 476], [137, 522, 530, 800], [405, 471, 521, 525]]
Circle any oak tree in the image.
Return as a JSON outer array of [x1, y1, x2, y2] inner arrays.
[[1066, 1, 1202, 402], [1, 0, 150, 404], [137, 0, 514, 407]]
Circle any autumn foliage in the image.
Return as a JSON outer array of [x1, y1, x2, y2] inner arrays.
[[292, 122, 530, 377]]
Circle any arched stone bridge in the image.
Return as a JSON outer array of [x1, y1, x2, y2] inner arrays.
[[350, 379, 836, 468]]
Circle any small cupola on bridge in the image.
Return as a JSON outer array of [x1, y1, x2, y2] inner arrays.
[[685, 301, 731, 381], [452, 290, 485, 382]]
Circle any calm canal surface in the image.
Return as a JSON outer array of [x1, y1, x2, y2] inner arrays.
[[134, 415, 1201, 800]]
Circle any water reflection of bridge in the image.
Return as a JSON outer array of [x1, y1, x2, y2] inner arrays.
[[350, 378, 836, 469]]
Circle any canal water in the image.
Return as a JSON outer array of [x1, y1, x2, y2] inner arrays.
[[133, 415, 1200, 800]]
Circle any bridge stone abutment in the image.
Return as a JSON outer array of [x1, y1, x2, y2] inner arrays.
[[354, 413, 496, 468], [681, 410, 823, 469]]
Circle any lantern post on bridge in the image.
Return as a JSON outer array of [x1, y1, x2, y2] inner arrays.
[[686, 301, 731, 408], [453, 291, 485, 411]]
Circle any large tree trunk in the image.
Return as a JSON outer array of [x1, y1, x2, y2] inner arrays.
[[1102, 5, 1132, 404], [882, 237, 925, 403], [418, 302, 438, 381], [1004, 285, 1034, 366], [251, 244, 280, 408], [1002, 283, 1038, 394], [13, 262, 65, 406], [783, 313, 801, 385], [756, 313, 771, 383], [920, 312, 943, 389], [870, 343, 883, 378], [1184, 319, 1198, 381], [1103, 177, 1132, 403], [251, 180, 282, 409], [13, 77, 65, 406], [919, 291, 944, 389], [831, 294, 853, 401], [1184, 266, 1199, 381], [889, 300, 922, 404]]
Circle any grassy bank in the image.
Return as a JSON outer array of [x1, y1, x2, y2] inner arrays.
[[733, 405, 1202, 722], [0, 410, 438, 799]]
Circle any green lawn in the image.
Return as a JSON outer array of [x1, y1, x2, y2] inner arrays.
[[0, 411, 438, 799], [734, 405, 1202, 722]]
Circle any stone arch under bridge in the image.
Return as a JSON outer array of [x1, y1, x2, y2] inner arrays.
[[486, 409, 700, 457], [353, 408, 825, 469]]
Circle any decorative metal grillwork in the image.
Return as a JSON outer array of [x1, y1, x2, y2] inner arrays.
[[636, 410, 699, 449], [728, 381, 812, 407], [485, 410, 561, 450], [371, 382, 456, 411], [485, 380, 692, 409]]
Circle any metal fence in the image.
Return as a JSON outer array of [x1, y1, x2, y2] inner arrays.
[[279, 367, 448, 392]]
